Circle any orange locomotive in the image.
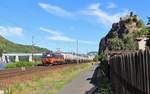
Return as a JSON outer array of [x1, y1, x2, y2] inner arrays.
[[42, 51, 65, 65]]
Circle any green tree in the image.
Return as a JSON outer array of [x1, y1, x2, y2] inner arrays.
[[134, 28, 150, 37], [93, 55, 99, 62], [137, 19, 145, 28], [98, 53, 107, 62], [0, 47, 3, 57], [142, 28, 150, 35], [123, 35, 138, 50], [108, 37, 124, 50]]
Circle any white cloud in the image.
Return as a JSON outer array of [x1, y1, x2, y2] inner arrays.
[[40, 27, 61, 35], [40, 27, 96, 44], [38, 2, 129, 27], [40, 27, 75, 42], [38, 3, 73, 18], [81, 3, 129, 27], [79, 40, 97, 44], [107, 2, 117, 9], [0, 26, 24, 37], [87, 3, 101, 10], [48, 35, 75, 42]]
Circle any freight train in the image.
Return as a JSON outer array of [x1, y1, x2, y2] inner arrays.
[[41, 51, 91, 65]]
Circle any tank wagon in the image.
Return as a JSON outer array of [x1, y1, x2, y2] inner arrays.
[[42, 51, 92, 65]]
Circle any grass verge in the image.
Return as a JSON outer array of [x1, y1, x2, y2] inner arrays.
[[94, 76, 112, 94], [5, 63, 92, 94]]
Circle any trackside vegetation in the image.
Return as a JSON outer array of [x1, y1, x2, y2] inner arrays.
[[4, 63, 92, 94], [5, 61, 42, 69]]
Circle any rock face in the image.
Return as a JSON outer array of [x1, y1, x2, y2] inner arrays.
[[98, 13, 144, 54]]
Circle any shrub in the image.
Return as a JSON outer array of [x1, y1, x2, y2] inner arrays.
[[123, 35, 138, 50], [15, 62, 33, 67], [137, 19, 145, 28], [93, 55, 99, 62], [98, 53, 107, 62], [5, 61, 42, 69], [5, 63, 17, 69], [108, 37, 124, 50]]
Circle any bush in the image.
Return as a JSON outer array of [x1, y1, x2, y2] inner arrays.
[[98, 53, 107, 62], [5, 63, 17, 69], [91, 60, 112, 94], [5, 61, 42, 69], [108, 37, 124, 50], [134, 28, 150, 37], [93, 55, 99, 62], [137, 19, 145, 28], [15, 62, 33, 67], [123, 35, 138, 50]]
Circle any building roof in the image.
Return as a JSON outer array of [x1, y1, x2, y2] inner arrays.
[[136, 37, 149, 41]]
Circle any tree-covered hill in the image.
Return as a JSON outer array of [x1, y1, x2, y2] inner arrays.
[[0, 35, 48, 53]]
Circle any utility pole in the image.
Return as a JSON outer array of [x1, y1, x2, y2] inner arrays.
[[76, 40, 79, 64], [31, 36, 34, 62]]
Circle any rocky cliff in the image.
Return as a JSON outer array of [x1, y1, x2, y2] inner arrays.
[[98, 13, 145, 54]]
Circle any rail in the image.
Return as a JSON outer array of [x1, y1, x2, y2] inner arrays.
[[0, 64, 78, 88]]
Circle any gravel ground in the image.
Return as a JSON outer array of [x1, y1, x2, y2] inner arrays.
[[56, 65, 97, 94]]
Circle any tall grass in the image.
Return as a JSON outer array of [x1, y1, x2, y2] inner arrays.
[[5, 63, 92, 94]]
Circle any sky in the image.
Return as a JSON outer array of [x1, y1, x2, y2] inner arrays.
[[0, 0, 149, 53]]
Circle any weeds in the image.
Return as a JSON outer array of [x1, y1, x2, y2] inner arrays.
[[5, 63, 91, 94], [5, 61, 42, 69]]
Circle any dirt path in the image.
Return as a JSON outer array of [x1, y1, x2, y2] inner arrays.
[[56, 65, 97, 94]]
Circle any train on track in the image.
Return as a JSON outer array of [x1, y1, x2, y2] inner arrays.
[[41, 51, 92, 65]]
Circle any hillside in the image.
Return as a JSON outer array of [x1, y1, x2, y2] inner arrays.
[[98, 12, 150, 54], [0, 35, 48, 53]]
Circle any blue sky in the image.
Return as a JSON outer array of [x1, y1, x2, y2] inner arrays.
[[0, 0, 149, 53]]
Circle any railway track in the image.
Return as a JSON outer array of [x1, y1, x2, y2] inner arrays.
[[0, 66, 47, 80], [0, 64, 76, 88], [0, 64, 70, 80]]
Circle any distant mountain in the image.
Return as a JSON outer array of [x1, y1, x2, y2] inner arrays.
[[87, 51, 97, 56], [0, 35, 48, 53]]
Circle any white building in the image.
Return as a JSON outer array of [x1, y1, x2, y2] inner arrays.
[[136, 37, 149, 50]]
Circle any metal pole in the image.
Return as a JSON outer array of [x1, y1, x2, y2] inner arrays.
[[31, 36, 34, 62], [76, 40, 79, 64]]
